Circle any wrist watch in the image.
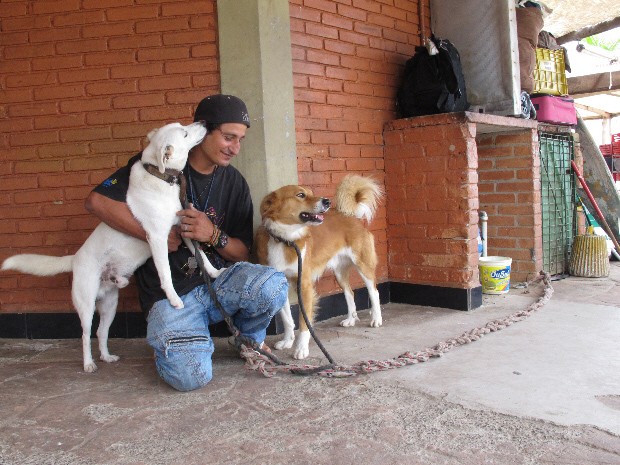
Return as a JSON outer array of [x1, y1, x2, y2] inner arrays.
[[215, 231, 229, 249]]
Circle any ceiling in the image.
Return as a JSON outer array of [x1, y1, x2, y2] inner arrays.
[[540, 0, 620, 37]]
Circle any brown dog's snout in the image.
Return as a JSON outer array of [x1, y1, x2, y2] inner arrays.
[[321, 198, 330, 209]]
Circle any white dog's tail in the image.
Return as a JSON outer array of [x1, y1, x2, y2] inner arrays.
[[2, 254, 74, 276], [335, 175, 384, 222]]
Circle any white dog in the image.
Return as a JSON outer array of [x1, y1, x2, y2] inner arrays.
[[2, 122, 222, 372]]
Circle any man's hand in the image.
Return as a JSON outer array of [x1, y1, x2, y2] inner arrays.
[[177, 203, 214, 243]]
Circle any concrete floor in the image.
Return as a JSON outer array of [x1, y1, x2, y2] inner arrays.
[[1, 264, 620, 465]]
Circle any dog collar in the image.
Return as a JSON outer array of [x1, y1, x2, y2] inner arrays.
[[143, 163, 188, 206], [143, 163, 183, 186], [268, 232, 296, 248]]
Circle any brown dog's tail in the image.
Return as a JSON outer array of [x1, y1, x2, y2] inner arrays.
[[335, 175, 383, 222]]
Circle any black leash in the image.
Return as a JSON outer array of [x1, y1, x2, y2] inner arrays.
[[268, 232, 338, 372], [167, 170, 337, 374], [163, 171, 280, 364]]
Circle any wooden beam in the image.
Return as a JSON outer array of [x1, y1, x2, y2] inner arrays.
[[574, 102, 612, 118], [568, 70, 620, 97], [556, 16, 620, 45]]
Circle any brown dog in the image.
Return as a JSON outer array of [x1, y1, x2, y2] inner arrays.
[[254, 175, 383, 359]]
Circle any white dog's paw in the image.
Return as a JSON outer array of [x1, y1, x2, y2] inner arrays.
[[370, 314, 383, 328], [274, 336, 294, 350], [292, 332, 310, 359], [169, 296, 184, 309], [292, 345, 310, 360], [340, 314, 359, 327], [84, 361, 98, 373], [210, 267, 226, 279], [101, 354, 120, 363]]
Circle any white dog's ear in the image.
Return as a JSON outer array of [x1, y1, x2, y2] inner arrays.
[[157, 144, 174, 173], [147, 128, 159, 141]]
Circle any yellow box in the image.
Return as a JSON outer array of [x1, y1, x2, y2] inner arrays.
[[533, 48, 568, 96]]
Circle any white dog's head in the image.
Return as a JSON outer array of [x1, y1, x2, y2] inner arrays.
[[143, 122, 207, 173]]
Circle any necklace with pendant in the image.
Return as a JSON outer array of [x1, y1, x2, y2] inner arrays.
[[184, 165, 218, 277], [187, 165, 217, 212]]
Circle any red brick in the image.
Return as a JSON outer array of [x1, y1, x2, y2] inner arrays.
[[83, 22, 134, 38], [138, 47, 190, 62], [60, 97, 112, 114], [111, 63, 162, 79], [345, 158, 375, 171], [90, 138, 141, 154], [306, 22, 339, 39], [4, 43, 55, 60], [162, 2, 213, 16], [34, 84, 85, 101], [58, 68, 109, 84], [305, 0, 338, 13], [339, 30, 369, 46], [39, 172, 91, 188], [309, 104, 342, 119], [112, 93, 165, 109], [38, 143, 90, 158], [10, 131, 59, 147], [312, 158, 346, 172], [86, 80, 137, 96], [15, 160, 64, 175], [8, 102, 57, 118], [163, 30, 216, 46], [18, 218, 68, 233], [31, 0, 78, 14], [165, 58, 218, 75], [109, 34, 162, 50], [34, 114, 85, 130], [56, 39, 108, 54], [14, 188, 64, 204]]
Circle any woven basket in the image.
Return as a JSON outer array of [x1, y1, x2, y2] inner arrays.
[[569, 235, 610, 278]]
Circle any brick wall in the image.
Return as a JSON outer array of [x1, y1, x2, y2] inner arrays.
[[290, 0, 427, 296], [0, 0, 220, 313], [477, 130, 543, 282], [1, 0, 429, 315]]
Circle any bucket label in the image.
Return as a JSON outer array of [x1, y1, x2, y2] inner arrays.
[[490, 267, 510, 279]]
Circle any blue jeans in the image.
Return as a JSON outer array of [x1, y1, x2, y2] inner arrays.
[[146, 262, 288, 392]]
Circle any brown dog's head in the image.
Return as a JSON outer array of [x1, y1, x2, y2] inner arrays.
[[260, 185, 331, 238]]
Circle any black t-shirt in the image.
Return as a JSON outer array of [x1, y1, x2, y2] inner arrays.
[[92, 154, 254, 312]]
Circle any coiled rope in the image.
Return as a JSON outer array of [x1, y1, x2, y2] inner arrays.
[[240, 271, 553, 378]]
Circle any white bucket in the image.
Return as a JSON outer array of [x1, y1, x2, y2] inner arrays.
[[479, 256, 512, 295]]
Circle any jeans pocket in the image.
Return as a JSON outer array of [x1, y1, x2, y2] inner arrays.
[[155, 335, 214, 392], [164, 335, 211, 358]]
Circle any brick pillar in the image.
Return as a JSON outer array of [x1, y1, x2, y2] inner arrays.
[[384, 113, 481, 310], [384, 112, 540, 310]]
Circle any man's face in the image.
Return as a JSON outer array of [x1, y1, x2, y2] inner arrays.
[[200, 122, 247, 167]]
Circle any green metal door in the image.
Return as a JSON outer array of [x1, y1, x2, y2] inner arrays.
[[539, 132, 576, 276]]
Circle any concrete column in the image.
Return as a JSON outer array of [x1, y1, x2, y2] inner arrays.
[[217, 0, 298, 227]]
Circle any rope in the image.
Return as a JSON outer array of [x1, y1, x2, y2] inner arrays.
[[240, 271, 554, 378]]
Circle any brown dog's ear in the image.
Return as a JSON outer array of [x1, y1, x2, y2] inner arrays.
[[260, 192, 276, 218]]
